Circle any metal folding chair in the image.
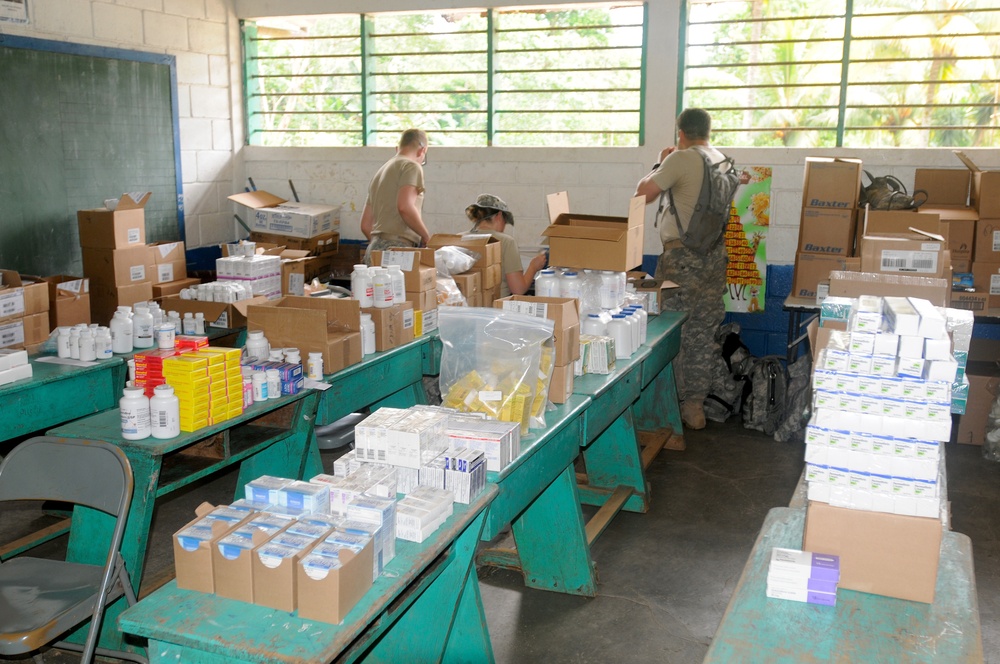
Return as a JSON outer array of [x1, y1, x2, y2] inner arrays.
[[0, 436, 147, 663]]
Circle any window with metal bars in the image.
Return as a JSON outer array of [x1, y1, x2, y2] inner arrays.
[[682, 0, 1000, 148], [242, 3, 646, 148]]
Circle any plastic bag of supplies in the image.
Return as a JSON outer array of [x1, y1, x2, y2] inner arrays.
[[438, 306, 555, 435]]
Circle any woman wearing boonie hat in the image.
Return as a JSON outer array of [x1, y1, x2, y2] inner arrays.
[[466, 193, 547, 298]]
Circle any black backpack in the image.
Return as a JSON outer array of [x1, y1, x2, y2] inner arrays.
[[742, 355, 789, 436], [661, 146, 741, 254]]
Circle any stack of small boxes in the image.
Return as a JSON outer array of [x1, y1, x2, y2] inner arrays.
[[194, 348, 238, 425], [216, 253, 282, 300], [133, 349, 178, 396], [163, 354, 210, 432], [767, 548, 840, 607], [0, 348, 31, 386], [807, 294, 965, 517]]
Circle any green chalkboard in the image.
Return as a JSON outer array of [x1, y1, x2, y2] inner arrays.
[[0, 37, 182, 277]]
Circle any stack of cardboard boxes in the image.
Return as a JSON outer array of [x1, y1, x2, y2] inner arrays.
[[792, 158, 863, 300], [43, 276, 91, 329], [0, 270, 50, 350], [369, 247, 437, 339], [427, 234, 504, 306]]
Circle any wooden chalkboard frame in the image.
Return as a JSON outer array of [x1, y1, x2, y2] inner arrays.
[[0, 35, 185, 265]]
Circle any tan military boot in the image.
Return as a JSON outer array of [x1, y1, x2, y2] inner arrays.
[[681, 400, 706, 430]]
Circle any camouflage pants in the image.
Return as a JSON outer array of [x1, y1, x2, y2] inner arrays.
[[363, 235, 419, 265], [654, 240, 728, 402]]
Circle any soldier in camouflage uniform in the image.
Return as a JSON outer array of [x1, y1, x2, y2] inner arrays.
[[634, 109, 728, 430]]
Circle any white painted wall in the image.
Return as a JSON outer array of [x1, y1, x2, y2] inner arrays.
[[9, 0, 998, 262]]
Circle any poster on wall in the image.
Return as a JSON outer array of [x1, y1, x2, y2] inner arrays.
[[724, 167, 772, 313], [0, 0, 28, 24]]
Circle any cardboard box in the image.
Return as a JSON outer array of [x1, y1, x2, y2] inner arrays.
[[494, 295, 581, 365], [860, 209, 945, 242], [543, 192, 645, 272], [1, 311, 52, 349], [213, 529, 272, 603], [798, 208, 856, 255], [0, 270, 50, 323], [329, 242, 364, 279], [280, 249, 318, 296], [915, 168, 972, 207], [150, 241, 187, 284], [406, 289, 438, 312], [792, 253, 849, 299], [90, 281, 154, 324], [370, 248, 437, 292], [955, 364, 1000, 445], [549, 362, 574, 404], [950, 290, 988, 312], [152, 276, 201, 300], [172, 503, 254, 594], [860, 233, 950, 278], [954, 151, 1000, 219], [625, 272, 679, 315], [451, 272, 481, 303], [971, 261, 1000, 307], [247, 296, 362, 372], [804, 500, 942, 603], [973, 218, 1000, 262], [828, 270, 950, 306], [427, 234, 502, 269], [157, 295, 265, 330], [917, 206, 977, 263], [802, 158, 861, 209], [81, 245, 154, 287], [251, 542, 307, 613], [44, 276, 90, 329], [482, 283, 501, 307], [228, 191, 340, 239], [77, 192, 150, 249], [296, 538, 374, 624], [361, 302, 415, 352], [250, 231, 340, 256]]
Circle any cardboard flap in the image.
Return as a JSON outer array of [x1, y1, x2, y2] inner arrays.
[[546, 191, 571, 224], [155, 242, 183, 259], [627, 195, 646, 226], [116, 191, 152, 210], [543, 221, 627, 242], [195, 502, 218, 518], [0, 269, 24, 288], [231, 296, 270, 318], [953, 150, 981, 173], [908, 227, 946, 242], [279, 249, 311, 261], [228, 190, 287, 209]]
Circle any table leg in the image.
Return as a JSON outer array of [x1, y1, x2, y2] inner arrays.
[[633, 362, 682, 435], [579, 409, 649, 513], [512, 465, 597, 597]]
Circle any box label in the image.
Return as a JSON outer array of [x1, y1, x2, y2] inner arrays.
[[402, 308, 414, 329], [991, 275, 1000, 296], [0, 320, 25, 348], [381, 250, 416, 271], [130, 265, 146, 282], [127, 228, 141, 244], [56, 279, 86, 294], [212, 311, 230, 328], [993, 231, 1000, 252], [289, 272, 305, 296], [878, 250, 938, 274], [500, 300, 549, 319], [0, 288, 26, 319], [158, 264, 174, 283]]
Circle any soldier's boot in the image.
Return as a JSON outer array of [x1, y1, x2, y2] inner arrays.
[[681, 399, 706, 430]]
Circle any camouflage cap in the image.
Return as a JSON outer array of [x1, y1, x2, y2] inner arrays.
[[465, 193, 510, 221]]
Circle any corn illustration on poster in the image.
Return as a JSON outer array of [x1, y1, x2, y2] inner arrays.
[[724, 167, 772, 313]]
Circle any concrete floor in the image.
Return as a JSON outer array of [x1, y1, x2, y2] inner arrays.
[[3, 418, 998, 663]]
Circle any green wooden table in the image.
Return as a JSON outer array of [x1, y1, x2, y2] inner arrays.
[[118, 484, 499, 664], [705, 506, 983, 663], [0, 355, 125, 444], [47, 389, 322, 654], [571, 311, 685, 517], [477, 395, 599, 596], [316, 335, 429, 426]]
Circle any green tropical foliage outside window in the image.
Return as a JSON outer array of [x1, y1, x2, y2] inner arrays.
[[243, 3, 646, 147], [683, 0, 1000, 148]]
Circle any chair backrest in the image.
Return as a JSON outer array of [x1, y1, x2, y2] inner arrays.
[[0, 437, 133, 517]]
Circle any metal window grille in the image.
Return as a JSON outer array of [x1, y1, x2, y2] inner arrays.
[[243, 3, 646, 147], [681, 0, 1000, 148]]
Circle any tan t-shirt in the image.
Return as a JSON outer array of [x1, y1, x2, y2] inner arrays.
[[651, 145, 725, 244], [366, 156, 424, 244]]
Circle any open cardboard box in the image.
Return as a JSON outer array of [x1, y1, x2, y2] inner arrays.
[[250, 231, 340, 256], [296, 537, 374, 624], [625, 272, 679, 315], [77, 192, 150, 249], [543, 192, 645, 272], [494, 294, 581, 365], [158, 295, 268, 329], [0, 270, 50, 323], [174, 502, 256, 594], [915, 168, 971, 207], [229, 191, 339, 240], [247, 296, 362, 372], [954, 151, 1000, 219], [370, 248, 438, 292]]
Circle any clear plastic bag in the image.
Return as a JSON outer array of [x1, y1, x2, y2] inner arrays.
[[438, 306, 555, 434], [436, 276, 467, 306], [434, 246, 479, 276]]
